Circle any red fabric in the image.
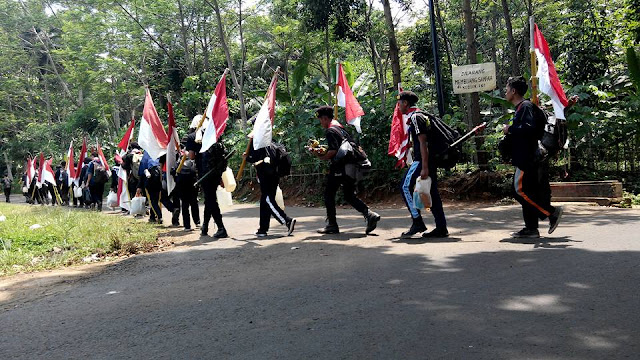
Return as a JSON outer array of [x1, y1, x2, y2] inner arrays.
[[67, 143, 75, 179], [97, 142, 110, 172], [167, 101, 176, 140], [75, 138, 87, 180], [44, 158, 56, 182], [38, 152, 45, 183], [26, 158, 33, 185], [212, 74, 229, 140], [117, 118, 135, 151], [337, 64, 364, 123], [534, 24, 568, 107], [143, 90, 169, 147], [267, 75, 278, 124], [388, 85, 409, 168]]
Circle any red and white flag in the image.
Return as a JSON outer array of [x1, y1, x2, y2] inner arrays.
[[75, 138, 87, 186], [25, 158, 35, 188], [534, 24, 569, 119], [117, 167, 130, 211], [96, 140, 110, 172], [43, 158, 56, 185], [252, 74, 278, 150], [138, 90, 168, 159], [117, 117, 135, 154], [66, 142, 75, 187], [200, 73, 229, 153], [388, 84, 410, 168], [166, 100, 178, 195], [336, 63, 365, 133], [36, 152, 45, 187]]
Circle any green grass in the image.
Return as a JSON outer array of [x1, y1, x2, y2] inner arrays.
[[0, 203, 161, 276]]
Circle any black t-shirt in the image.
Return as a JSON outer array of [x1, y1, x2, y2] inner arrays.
[[325, 125, 348, 173], [508, 100, 539, 169], [408, 111, 431, 163]]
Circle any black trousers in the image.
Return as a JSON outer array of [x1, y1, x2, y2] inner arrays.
[[4, 188, 10, 202], [59, 186, 69, 205], [177, 181, 200, 228], [90, 183, 105, 211], [324, 173, 368, 225], [258, 175, 290, 233], [201, 176, 224, 230], [513, 162, 556, 230]]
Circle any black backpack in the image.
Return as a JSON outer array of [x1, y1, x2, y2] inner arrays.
[[415, 111, 461, 169], [268, 142, 292, 177], [534, 105, 567, 160], [93, 163, 109, 184], [205, 142, 228, 176], [146, 165, 163, 191], [329, 127, 370, 166]]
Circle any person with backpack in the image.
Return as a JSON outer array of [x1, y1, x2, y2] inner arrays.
[[503, 76, 563, 238], [2, 172, 11, 203], [199, 142, 228, 238], [396, 91, 449, 238], [173, 153, 200, 231], [312, 106, 380, 235], [245, 140, 296, 237], [135, 151, 165, 223], [86, 153, 109, 211]]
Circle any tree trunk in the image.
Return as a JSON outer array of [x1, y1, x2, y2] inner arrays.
[[209, 0, 247, 125], [365, 0, 385, 112], [177, 0, 194, 76], [381, 0, 401, 88], [238, 0, 246, 96], [500, 0, 519, 75], [463, 0, 487, 168]]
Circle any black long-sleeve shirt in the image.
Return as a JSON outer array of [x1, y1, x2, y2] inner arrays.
[[508, 100, 539, 169]]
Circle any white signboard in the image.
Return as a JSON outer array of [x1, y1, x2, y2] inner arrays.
[[452, 62, 497, 94]]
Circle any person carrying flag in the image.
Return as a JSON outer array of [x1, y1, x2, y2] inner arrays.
[[397, 91, 449, 238], [312, 106, 380, 235]]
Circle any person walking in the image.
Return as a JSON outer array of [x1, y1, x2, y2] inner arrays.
[[312, 106, 380, 235], [396, 91, 449, 238], [503, 76, 563, 238]]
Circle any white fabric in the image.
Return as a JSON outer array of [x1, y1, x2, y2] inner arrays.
[[138, 115, 167, 160], [166, 129, 178, 195], [199, 93, 219, 153], [535, 49, 565, 120], [117, 167, 130, 211], [252, 99, 273, 150]]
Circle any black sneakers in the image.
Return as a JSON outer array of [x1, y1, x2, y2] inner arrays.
[[213, 228, 228, 238], [286, 218, 297, 236], [548, 206, 564, 234], [422, 227, 449, 238], [401, 217, 427, 238], [317, 224, 339, 234], [365, 211, 381, 235], [511, 228, 540, 238]]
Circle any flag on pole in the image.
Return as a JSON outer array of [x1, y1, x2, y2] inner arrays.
[[75, 138, 87, 186], [533, 24, 569, 119], [43, 158, 56, 185], [388, 84, 411, 168], [37, 153, 45, 188], [118, 118, 135, 153], [66, 142, 75, 187], [336, 63, 365, 133], [200, 73, 229, 153], [252, 74, 278, 150], [166, 99, 178, 195], [138, 89, 168, 159], [25, 158, 34, 188], [96, 140, 110, 172]]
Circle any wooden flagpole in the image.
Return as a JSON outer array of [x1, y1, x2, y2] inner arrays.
[[529, 16, 539, 106]]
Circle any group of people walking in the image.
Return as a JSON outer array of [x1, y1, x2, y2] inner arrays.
[[13, 78, 565, 240]]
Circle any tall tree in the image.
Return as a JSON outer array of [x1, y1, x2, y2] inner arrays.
[[381, 0, 401, 88]]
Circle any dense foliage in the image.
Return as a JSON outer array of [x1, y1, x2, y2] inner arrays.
[[0, 0, 638, 190]]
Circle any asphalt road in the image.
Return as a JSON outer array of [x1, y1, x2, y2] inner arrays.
[[1, 201, 639, 359]]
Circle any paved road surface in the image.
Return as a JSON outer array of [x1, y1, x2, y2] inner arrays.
[[1, 202, 639, 359]]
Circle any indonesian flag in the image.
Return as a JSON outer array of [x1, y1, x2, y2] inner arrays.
[[534, 24, 569, 119], [166, 100, 178, 195], [200, 73, 229, 153], [66, 142, 75, 187], [25, 158, 34, 188], [43, 158, 57, 185], [388, 84, 410, 168], [138, 90, 168, 159], [96, 140, 110, 172], [336, 63, 365, 133], [37, 152, 45, 188], [117, 167, 130, 211], [75, 137, 87, 186], [117, 117, 135, 153], [252, 74, 278, 150]]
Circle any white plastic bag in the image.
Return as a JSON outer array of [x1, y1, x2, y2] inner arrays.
[[221, 167, 236, 192], [22, 186, 28, 193], [216, 185, 233, 210], [413, 176, 432, 209], [275, 186, 285, 210], [130, 196, 146, 216], [74, 186, 83, 198], [106, 191, 118, 209]]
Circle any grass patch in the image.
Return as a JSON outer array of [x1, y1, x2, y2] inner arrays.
[[0, 203, 161, 276]]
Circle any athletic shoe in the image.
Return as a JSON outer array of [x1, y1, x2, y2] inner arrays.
[[184, 227, 194, 232], [317, 224, 339, 234], [365, 211, 381, 235], [214, 228, 228, 238], [200, 228, 208, 237], [401, 217, 427, 238], [255, 231, 268, 238], [511, 228, 540, 238], [286, 218, 297, 236], [548, 206, 564, 234], [422, 227, 449, 238]]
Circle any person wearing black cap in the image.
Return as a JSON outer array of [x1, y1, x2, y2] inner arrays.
[[312, 106, 380, 235], [397, 91, 449, 238]]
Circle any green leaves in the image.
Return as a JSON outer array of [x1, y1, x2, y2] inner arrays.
[[627, 47, 640, 93]]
